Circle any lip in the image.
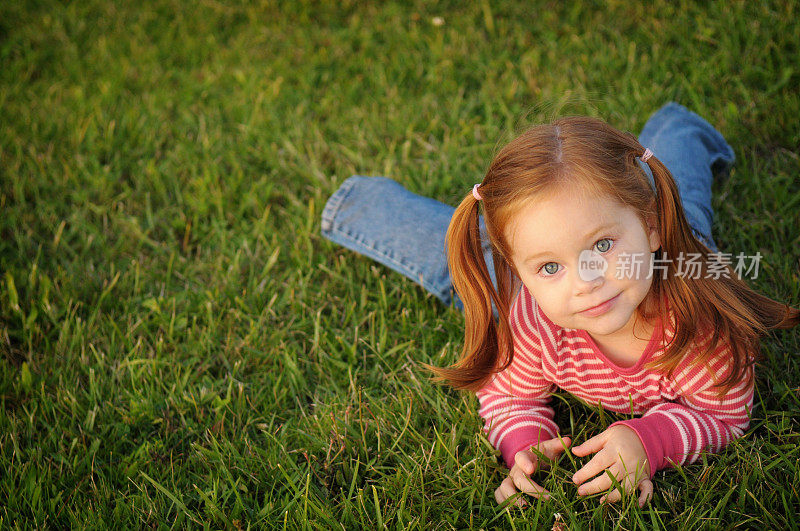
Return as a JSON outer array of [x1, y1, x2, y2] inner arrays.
[[579, 294, 620, 316]]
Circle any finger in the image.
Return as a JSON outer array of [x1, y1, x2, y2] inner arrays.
[[600, 476, 652, 505], [498, 476, 517, 500], [573, 450, 613, 486], [496, 476, 520, 506], [598, 470, 645, 504], [638, 479, 654, 508], [599, 488, 622, 504], [515, 450, 537, 475], [615, 453, 650, 483], [529, 437, 572, 471], [572, 431, 608, 457], [494, 485, 504, 505], [576, 463, 619, 497], [541, 436, 572, 460], [511, 467, 550, 499]]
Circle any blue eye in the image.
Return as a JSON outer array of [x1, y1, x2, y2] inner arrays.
[[595, 238, 613, 253], [540, 262, 560, 276]]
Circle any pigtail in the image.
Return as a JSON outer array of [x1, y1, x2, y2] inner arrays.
[[643, 151, 800, 399], [426, 191, 513, 391]]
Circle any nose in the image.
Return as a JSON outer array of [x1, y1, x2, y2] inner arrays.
[[572, 267, 605, 296], [574, 250, 608, 295]]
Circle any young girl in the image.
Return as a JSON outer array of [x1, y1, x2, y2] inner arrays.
[[320, 103, 799, 508]]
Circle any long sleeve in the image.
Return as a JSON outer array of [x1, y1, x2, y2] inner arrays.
[[476, 292, 559, 468], [611, 346, 754, 478]]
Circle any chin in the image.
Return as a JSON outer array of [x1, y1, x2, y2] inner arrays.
[[582, 312, 629, 335]]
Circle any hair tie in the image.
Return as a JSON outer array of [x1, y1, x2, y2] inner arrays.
[[472, 183, 483, 201], [641, 148, 653, 162]]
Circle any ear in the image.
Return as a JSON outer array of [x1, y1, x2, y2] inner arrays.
[[646, 211, 661, 252]]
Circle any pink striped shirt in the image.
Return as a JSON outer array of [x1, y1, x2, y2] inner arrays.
[[476, 285, 754, 478]]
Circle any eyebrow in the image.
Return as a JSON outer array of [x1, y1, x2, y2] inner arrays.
[[523, 223, 617, 263]]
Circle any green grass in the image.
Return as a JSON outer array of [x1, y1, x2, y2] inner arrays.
[[1, 0, 799, 528]]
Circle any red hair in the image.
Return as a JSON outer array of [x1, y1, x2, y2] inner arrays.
[[428, 116, 799, 399]]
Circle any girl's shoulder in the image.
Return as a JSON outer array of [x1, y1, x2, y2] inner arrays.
[[663, 323, 742, 392]]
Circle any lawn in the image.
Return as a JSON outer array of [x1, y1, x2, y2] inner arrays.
[[1, 0, 799, 528]]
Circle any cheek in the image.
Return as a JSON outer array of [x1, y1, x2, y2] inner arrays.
[[523, 283, 565, 313], [606, 245, 652, 282]]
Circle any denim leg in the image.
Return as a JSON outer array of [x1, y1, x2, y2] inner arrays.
[[637, 102, 736, 253], [320, 176, 496, 307]]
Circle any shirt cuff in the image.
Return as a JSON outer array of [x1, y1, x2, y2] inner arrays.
[[497, 426, 558, 468]]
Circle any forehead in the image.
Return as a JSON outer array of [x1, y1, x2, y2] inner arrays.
[[505, 185, 636, 255]]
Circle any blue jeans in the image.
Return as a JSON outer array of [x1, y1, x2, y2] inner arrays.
[[320, 102, 735, 308]]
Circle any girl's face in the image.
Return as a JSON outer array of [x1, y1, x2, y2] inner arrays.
[[504, 184, 661, 343]]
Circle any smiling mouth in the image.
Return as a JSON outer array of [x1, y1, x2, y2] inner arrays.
[[580, 294, 619, 314]]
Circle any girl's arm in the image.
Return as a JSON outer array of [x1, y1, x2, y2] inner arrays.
[[609, 347, 754, 478], [476, 292, 559, 468]]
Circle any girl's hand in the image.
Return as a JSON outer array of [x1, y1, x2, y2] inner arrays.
[[571, 425, 653, 507], [494, 437, 571, 507]]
